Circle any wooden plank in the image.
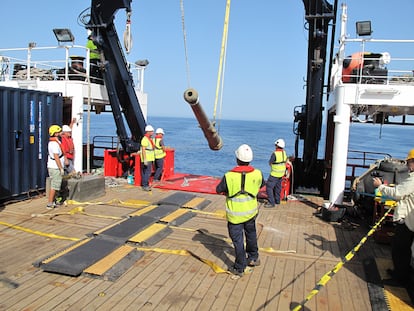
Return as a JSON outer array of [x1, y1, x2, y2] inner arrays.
[[160, 208, 190, 223], [0, 184, 396, 311], [128, 223, 167, 243], [141, 253, 203, 309], [291, 260, 306, 309], [182, 197, 206, 208], [314, 262, 330, 311], [18, 277, 78, 311], [84, 246, 167, 310], [119, 242, 184, 309], [263, 257, 286, 309], [302, 251, 317, 311], [38, 277, 96, 311], [83, 245, 135, 276], [250, 256, 272, 310], [156, 250, 213, 310], [128, 204, 159, 217], [3, 274, 64, 310], [277, 255, 295, 310]]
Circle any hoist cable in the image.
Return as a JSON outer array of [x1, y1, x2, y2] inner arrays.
[[213, 0, 231, 128], [180, 0, 191, 88]]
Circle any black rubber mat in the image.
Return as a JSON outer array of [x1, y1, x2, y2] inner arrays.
[[157, 192, 196, 206], [40, 238, 121, 276], [142, 204, 179, 219], [96, 249, 144, 281], [363, 256, 389, 311], [167, 212, 195, 226], [99, 215, 156, 241], [193, 199, 211, 210], [142, 227, 173, 246]]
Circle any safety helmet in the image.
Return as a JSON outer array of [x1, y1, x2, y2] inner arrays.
[[235, 144, 253, 163], [155, 128, 164, 135], [145, 125, 154, 132], [407, 149, 414, 161], [275, 138, 285, 149], [49, 125, 62, 136], [87, 29, 92, 37], [62, 125, 72, 132]]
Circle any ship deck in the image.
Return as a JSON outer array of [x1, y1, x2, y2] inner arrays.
[[0, 178, 412, 311]]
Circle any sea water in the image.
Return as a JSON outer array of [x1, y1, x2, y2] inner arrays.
[[83, 113, 412, 178]]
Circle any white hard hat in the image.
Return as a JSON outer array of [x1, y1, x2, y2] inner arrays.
[[155, 128, 164, 135], [145, 125, 154, 132], [87, 29, 92, 36], [275, 138, 285, 149], [235, 144, 253, 163], [62, 125, 72, 132]]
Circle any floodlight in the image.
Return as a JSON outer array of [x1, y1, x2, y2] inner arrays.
[[135, 59, 149, 67], [356, 21, 372, 36], [53, 28, 75, 44]]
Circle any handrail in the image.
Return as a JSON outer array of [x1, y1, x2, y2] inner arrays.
[[345, 150, 393, 188], [0, 45, 145, 90]]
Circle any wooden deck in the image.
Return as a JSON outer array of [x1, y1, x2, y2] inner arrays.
[[0, 178, 410, 310]]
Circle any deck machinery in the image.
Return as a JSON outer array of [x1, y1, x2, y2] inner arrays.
[[89, 0, 398, 204], [293, 0, 338, 197], [88, 0, 146, 153]]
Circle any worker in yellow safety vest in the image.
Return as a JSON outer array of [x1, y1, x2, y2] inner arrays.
[[216, 144, 265, 278], [153, 128, 166, 182], [86, 29, 101, 82], [264, 138, 288, 208], [140, 125, 155, 191]]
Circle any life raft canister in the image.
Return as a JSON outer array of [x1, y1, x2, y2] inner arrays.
[[342, 52, 366, 83]]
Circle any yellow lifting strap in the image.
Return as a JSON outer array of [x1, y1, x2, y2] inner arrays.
[[213, 0, 231, 126], [180, 0, 231, 128]]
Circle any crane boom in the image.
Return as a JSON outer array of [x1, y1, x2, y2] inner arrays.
[[293, 0, 337, 195], [88, 0, 146, 152]]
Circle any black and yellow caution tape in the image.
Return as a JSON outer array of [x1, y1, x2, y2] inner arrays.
[[291, 204, 395, 311], [0, 220, 81, 241]]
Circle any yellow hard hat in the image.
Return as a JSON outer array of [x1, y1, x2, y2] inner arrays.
[[407, 149, 414, 161], [49, 125, 62, 136]]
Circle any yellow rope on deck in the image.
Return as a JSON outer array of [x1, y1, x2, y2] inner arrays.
[[291, 204, 395, 311], [31, 206, 124, 220], [0, 220, 80, 241], [65, 198, 150, 208], [136, 246, 228, 274]]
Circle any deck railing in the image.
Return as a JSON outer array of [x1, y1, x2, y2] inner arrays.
[[0, 45, 146, 91], [331, 38, 414, 88], [345, 149, 392, 189]]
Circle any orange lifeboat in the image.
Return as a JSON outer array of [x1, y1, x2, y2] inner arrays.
[[342, 52, 365, 83]]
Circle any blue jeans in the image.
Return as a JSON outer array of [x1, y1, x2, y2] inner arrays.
[[141, 161, 153, 187], [227, 216, 258, 272], [266, 175, 282, 205], [153, 158, 164, 181]]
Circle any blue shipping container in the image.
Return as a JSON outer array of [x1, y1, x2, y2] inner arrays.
[[0, 86, 62, 203]]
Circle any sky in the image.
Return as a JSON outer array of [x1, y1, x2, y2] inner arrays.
[[1, 0, 414, 122]]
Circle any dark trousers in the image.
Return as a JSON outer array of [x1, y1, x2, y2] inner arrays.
[[154, 158, 164, 181], [392, 223, 414, 283], [266, 175, 282, 205], [141, 161, 153, 187], [227, 216, 258, 272]]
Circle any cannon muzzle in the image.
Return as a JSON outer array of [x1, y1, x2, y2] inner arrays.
[[184, 88, 223, 151]]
